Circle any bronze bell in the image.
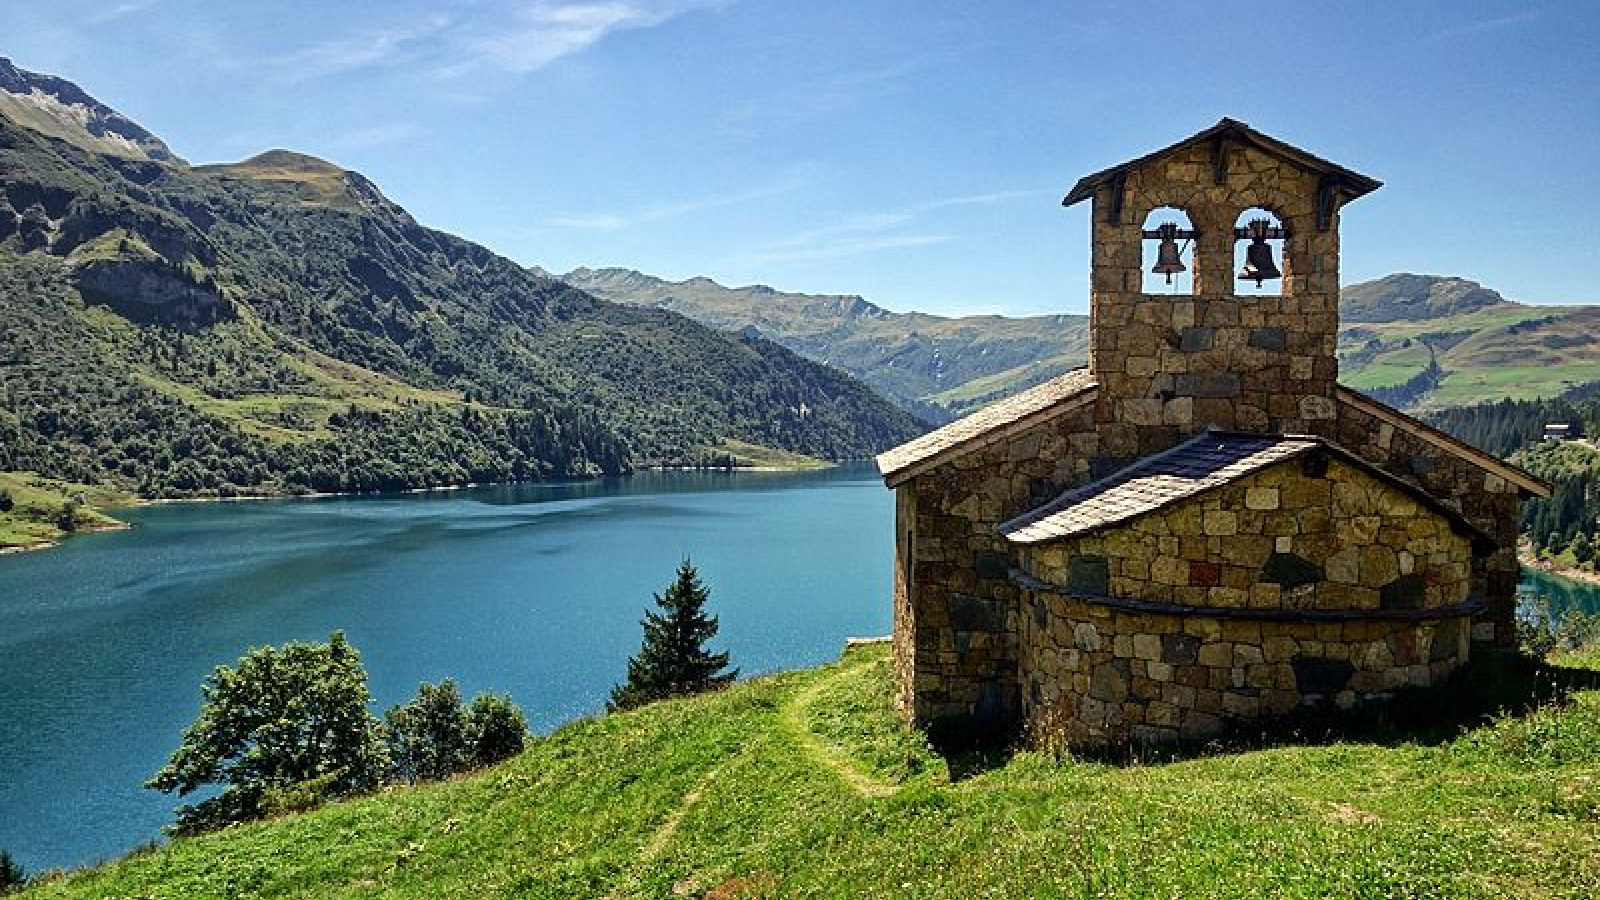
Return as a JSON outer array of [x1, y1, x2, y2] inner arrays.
[[1150, 221, 1186, 284], [1239, 217, 1281, 286]]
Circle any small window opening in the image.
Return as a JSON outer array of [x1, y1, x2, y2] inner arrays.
[[1140, 207, 1195, 295], [1233, 208, 1286, 297]]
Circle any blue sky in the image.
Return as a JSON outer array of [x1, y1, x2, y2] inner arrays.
[[3, 0, 1596, 316]]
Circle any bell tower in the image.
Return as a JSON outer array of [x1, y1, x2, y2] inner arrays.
[[1063, 119, 1381, 459]]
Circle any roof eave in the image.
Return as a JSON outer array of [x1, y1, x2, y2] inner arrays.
[[1062, 118, 1382, 210]]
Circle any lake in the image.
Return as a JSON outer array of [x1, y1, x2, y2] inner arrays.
[[0, 465, 894, 872]]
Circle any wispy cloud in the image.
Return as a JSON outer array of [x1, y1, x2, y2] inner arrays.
[[733, 189, 1050, 265], [272, 1, 727, 84], [323, 122, 426, 152], [551, 174, 805, 231], [88, 0, 158, 24], [1426, 10, 1542, 41]]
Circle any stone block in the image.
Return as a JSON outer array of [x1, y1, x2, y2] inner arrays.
[[1161, 633, 1201, 664], [1176, 371, 1241, 399], [1179, 326, 1216, 352], [1248, 327, 1287, 351], [1089, 659, 1131, 702], [1245, 486, 1280, 510], [1197, 642, 1234, 667], [1074, 621, 1102, 651], [1203, 510, 1238, 536], [1132, 633, 1163, 661], [1299, 395, 1336, 420]]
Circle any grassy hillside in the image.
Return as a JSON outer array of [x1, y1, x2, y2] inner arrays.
[[22, 643, 1600, 898], [1339, 277, 1600, 410], [0, 471, 125, 549]]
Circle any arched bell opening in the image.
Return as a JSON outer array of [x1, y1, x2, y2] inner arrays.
[[1232, 207, 1287, 297], [1139, 207, 1196, 295]]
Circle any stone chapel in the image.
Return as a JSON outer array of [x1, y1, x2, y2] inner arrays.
[[875, 119, 1551, 746]]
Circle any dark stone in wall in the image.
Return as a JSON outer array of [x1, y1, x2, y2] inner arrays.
[[1262, 552, 1323, 589], [1175, 372, 1241, 398], [1162, 633, 1200, 665], [975, 551, 1010, 580], [1248, 327, 1287, 351], [1067, 555, 1110, 595], [1431, 618, 1462, 662], [1379, 574, 1427, 610], [1292, 657, 1355, 695], [1408, 455, 1437, 475], [1179, 327, 1216, 352], [947, 593, 1004, 633]]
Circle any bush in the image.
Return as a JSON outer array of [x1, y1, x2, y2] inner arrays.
[[147, 632, 389, 833], [465, 693, 528, 768], [0, 850, 25, 895], [385, 680, 469, 784], [384, 683, 529, 782]]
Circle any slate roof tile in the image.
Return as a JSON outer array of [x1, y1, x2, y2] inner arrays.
[[999, 431, 1322, 544], [876, 368, 1096, 482]]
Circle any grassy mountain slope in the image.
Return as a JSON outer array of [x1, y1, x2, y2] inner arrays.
[[21, 643, 1600, 898], [561, 267, 1089, 422], [0, 70, 919, 527], [1337, 276, 1600, 410]]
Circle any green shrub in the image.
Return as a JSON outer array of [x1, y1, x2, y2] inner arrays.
[[465, 693, 529, 768]]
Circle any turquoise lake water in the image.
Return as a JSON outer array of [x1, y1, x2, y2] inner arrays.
[[0, 465, 894, 872], [4, 463, 1598, 873]]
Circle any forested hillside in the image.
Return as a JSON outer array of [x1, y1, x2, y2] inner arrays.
[[0, 67, 920, 511], [1427, 395, 1600, 565]]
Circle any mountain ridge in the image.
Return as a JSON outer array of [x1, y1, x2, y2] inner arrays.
[[0, 56, 182, 164], [562, 265, 1600, 418]]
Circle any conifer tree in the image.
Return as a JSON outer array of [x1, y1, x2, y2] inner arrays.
[[610, 559, 736, 711]]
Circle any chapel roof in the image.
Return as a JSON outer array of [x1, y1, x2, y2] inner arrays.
[[998, 429, 1493, 546], [1061, 117, 1383, 209], [875, 367, 1096, 486]]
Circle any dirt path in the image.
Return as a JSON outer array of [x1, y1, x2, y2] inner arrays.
[[779, 673, 897, 799]]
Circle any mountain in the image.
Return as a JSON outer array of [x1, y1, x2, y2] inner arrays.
[[561, 267, 1090, 422], [1340, 273, 1507, 323], [0, 62, 920, 508], [0, 57, 181, 163], [1336, 274, 1600, 410]]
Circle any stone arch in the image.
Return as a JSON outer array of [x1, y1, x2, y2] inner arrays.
[[1138, 205, 1196, 295], [1232, 205, 1288, 298]]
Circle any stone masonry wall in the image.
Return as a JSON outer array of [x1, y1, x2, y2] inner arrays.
[[1017, 458, 1476, 614], [1014, 456, 1477, 745], [895, 400, 1098, 729], [1333, 396, 1524, 644], [1017, 595, 1470, 746]]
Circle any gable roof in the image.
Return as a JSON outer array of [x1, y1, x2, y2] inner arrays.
[[1062, 117, 1383, 210], [876, 368, 1097, 487], [1334, 386, 1552, 498], [999, 430, 1493, 546]]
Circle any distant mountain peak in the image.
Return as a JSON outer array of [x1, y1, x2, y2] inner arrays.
[[194, 149, 393, 212], [1341, 273, 1512, 323], [0, 56, 183, 164]]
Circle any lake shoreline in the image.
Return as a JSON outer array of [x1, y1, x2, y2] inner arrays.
[[1518, 549, 1600, 587], [1, 461, 846, 557]]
